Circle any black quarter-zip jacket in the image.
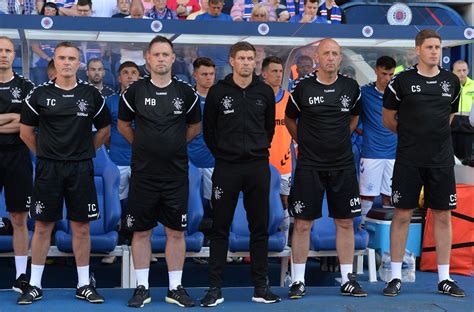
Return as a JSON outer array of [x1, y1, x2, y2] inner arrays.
[[203, 74, 275, 163]]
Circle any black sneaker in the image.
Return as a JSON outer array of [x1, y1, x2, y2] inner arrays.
[[12, 273, 29, 294], [76, 284, 105, 303], [383, 278, 402, 297], [200, 287, 224, 307], [17, 284, 42, 304], [438, 279, 465, 297], [165, 285, 195, 307], [128, 285, 151, 308], [288, 281, 306, 299], [340, 273, 367, 297], [252, 286, 282, 304]]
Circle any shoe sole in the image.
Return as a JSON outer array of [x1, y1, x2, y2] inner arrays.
[[75, 295, 105, 303], [289, 294, 305, 299], [341, 293, 368, 297], [383, 292, 400, 297], [251, 297, 281, 304], [165, 296, 195, 307], [128, 297, 151, 308], [200, 298, 224, 307], [17, 296, 43, 305], [438, 291, 465, 297]]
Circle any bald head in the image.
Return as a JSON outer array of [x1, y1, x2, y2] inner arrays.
[[316, 38, 342, 75], [453, 60, 469, 85]]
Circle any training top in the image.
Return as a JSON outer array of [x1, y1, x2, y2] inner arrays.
[[286, 72, 361, 170], [21, 79, 111, 160], [119, 76, 200, 178], [383, 65, 460, 167]]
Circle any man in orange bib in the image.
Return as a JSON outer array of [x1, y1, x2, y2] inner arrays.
[[262, 56, 293, 243]]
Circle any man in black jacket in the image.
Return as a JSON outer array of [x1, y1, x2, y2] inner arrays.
[[201, 41, 280, 307]]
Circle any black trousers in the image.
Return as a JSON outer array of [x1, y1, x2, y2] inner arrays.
[[208, 159, 270, 288]]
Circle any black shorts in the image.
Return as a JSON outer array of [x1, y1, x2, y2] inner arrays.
[[0, 145, 33, 213], [391, 162, 456, 210], [125, 174, 188, 232], [289, 167, 361, 220], [31, 158, 99, 222]]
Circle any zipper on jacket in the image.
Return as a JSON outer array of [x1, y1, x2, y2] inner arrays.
[[242, 90, 247, 155]]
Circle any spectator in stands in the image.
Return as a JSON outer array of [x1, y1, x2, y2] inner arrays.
[[451, 60, 474, 166], [0, 35, 34, 297], [47, 59, 56, 79], [39, 1, 58, 15], [167, 0, 200, 19], [290, 0, 322, 24], [201, 41, 280, 307], [91, 0, 117, 17], [285, 0, 303, 17], [7, 0, 37, 14], [112, 0, 130, 17], [359, 56, 397, 223], [195, 0, 230, 21], [249, 3, 269, 22], [316, 0, 345, 24], [186, 0, 206, 19], [231, 0, 276, 22], [289, 0, 321, 23], [141, 0, 153, 13], [0, 0, 8, 13], [146, 0, 177, 19], [118, 35, 200, 308], [56, 0, 77, 16], [261, 56, 292, 243], [18, 41, 110, 305], [86, 58, 116, 98], [276, 6, 290, 22], [75, 0, 92, 16], [102, 61, 139, 263]]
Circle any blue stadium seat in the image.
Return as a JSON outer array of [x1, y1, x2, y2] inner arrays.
[[310, 197, 369, 251], [150, 163, 204, 252], [229, 165, 286, 252], [0, 192, 33, 252], [55, 146, 121, 253]]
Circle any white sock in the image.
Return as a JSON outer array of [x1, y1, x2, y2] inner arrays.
[[361, 200, 373, 223], [30, 264, 44, 289], [15, 256, 28, 279], [292, 263, 306, 284], [438, 264, 451, 282], [391, 262, 402, 280], [168, 271, 182, 290], [135, 268, 149, 289], [340, 264, 353, 284], [77, 265, 90, 288]]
